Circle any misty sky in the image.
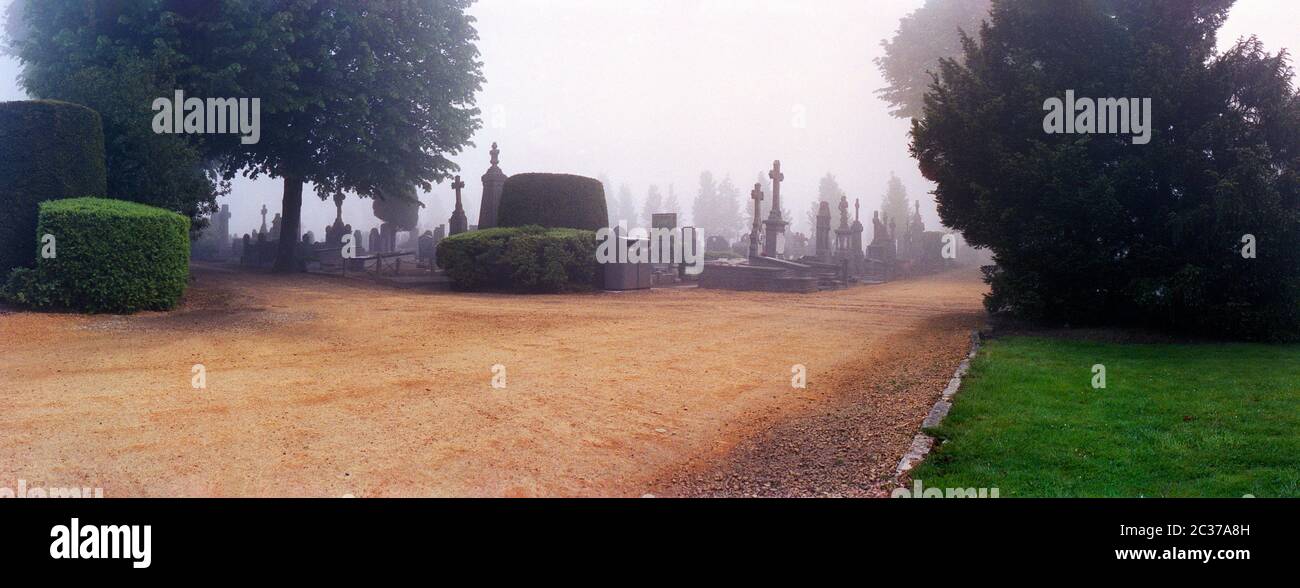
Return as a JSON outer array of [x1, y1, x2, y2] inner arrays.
[[1, 0, 1297, 238]]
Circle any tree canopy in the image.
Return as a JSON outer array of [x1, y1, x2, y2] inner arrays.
[[911, 0, 1300, 340], [10, 0, 485, 271], [875, 0, 991, 120]]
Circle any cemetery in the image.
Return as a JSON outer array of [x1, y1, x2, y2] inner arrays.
[[1, 0, 1296, 503], [0, 96, 988, 497]]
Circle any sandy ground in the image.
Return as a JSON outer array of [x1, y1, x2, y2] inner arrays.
[[0, 263, 986, 497]]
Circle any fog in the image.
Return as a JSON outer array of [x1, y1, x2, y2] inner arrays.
[[1, 0, 1296, 239]]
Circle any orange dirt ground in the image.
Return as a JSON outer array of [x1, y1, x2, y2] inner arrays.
[[0, 263, 986, 497]]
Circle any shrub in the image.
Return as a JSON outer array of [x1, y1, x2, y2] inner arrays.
[[911, 2, 1300, 341], [496, 173, 609, 231], [436, 226, 597, 292], [0, 100, 108, 276], [3, 198, 190, 313]]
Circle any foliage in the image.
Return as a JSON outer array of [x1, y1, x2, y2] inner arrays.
[[0, 100, 107, 275], [614, 184, 637, 227], [692, 171, 743, 240], [641, 185, 662, 228], [807, 173, 846, 234], [3, 197, 189, 313], [911, 0, 1300, 341], [8, 0, 224, 228], [435, 226, 598, 292], [914, 336, 1300, 497], [875, 0, 991, 119], [879, 172, 909, 231], [11, 0, 485, 272], [496, 173, 609, 231]]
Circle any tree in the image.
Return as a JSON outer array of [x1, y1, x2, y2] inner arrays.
[[875, 0, 991, 119], [614, 184, 636, 227], [641, 185, 663, 228], [879, 172, 910, 232], [663, 184, 681, 218], [9, 0, 226, 228], [714, 175, 742, 239], [692, 171, 718, 230], [692, 171, 743, 240], [15, 1, 485, 273], [911, 0, 1300, 340], [203, 1, 484, 272], [807, 173, 846, 234]]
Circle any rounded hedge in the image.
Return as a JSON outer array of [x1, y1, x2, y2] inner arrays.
[[0, 100, 108, 275], [435, 225, 597, 292], [2, 197, 190, 313], [496, 173, 609, 231]]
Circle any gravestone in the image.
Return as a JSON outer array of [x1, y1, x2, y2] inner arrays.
[[815, 201, 831, 262], [418, 231, 436, 266], [478, 142, 507, 229], [748, 183, 764, 259], [448, 175, 468, 235], [368, 228, 381, 253], [761, 160, 788, 258]]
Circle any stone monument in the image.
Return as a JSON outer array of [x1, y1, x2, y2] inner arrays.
[[448, 175, 468, 235], [761, 160, 787, 258], [748, 183, 764, 259], [478, 143, 506, 229], [815, 201, 831, 262]]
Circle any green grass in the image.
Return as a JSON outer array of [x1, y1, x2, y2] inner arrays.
[[912, 336, 1300, 497]]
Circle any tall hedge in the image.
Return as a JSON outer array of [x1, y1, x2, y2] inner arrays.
[[496, 173, 609, 231], [436, 226, 597, 292], [3, 198, 190, 313], [0, 100, 108, 275]]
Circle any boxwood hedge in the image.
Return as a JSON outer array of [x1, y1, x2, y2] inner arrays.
[[0, 100, 108, 275], [3, 198, 190, 313], [496, 173, 608, 231], [435, 226, 598, 292]]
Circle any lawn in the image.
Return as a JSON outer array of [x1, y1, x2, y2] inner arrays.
[[912, 336, 1300, 497]]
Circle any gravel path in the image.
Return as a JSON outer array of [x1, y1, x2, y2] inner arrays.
[[0, 263, 985, 497]]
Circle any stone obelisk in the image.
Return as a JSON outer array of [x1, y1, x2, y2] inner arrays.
[[761, 160, 788, 258], [748, 183, 764, 259], [478, 142, 506, 229]]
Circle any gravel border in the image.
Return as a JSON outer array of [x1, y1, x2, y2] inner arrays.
[[894, 330, 982, 479]]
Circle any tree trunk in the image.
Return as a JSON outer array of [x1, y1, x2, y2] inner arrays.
[[272, 174, 304, 273]]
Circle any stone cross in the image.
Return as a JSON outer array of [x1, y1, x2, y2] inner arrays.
[[259, 204, 268, 233], [452, 175, 465, 206], [767, 160, 784, 221], [449, 175, 469, 235], [749, 183, 764, 259]]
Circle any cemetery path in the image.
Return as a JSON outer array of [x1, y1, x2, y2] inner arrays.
[[0, 263, 986, 497]]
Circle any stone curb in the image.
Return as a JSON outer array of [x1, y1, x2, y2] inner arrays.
[[894, 330, 982, 480]]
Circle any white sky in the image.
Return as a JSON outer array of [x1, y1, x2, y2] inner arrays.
[[1, 0, 1296, 237]]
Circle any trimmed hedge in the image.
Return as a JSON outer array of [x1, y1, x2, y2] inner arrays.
[[496, 173, 608, 231], [3, 198, 189, 313], [435, 226, 597, 292], [0, 100, 108, 275]]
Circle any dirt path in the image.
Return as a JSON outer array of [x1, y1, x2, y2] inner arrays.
[[0, 263, 985, 497]]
